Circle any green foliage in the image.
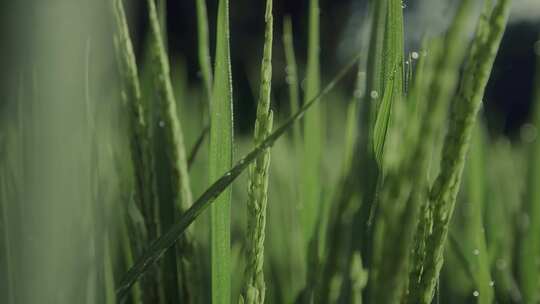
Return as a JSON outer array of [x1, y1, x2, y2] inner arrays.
[[114, 53, 360, 302], [7, 1, 538, 304]]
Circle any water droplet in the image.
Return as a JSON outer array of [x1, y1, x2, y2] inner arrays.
[[158, 120, 165, 128], [473, 249, 480, 256], [473, 290, 479, 297], [370, 90, 379, 99], [411, 51, 419, 60], [489, 281, 495, 287], [520, 123, 537, 143], [354, 89, 363, 99], [401, 1, 407, 8]]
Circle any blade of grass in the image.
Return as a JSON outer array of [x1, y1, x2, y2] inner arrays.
[[348, 0, 389, 272], [301, 0, 323, 247], [519, 36, 540, 304], [115, 54, 361, 301], [240, 1, 274, 303], [210, 0, 234, 302], [371, 0, 403, 168], [410, 1, 512, 302]]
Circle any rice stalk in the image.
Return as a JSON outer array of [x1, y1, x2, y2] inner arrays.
[[240, 1, 274, 303], [407, 0, 476, 298], [144, 0, 200, 301], [409, 1, 512, 302], [111, 0, 161, 301], [115, 54, 361, 301], [210, 0, 234, 302]]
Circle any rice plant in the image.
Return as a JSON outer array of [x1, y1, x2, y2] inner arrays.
[[4, 0, 540, 303]]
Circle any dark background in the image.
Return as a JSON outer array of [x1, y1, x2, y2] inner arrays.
[[129, 0, 539, 138]]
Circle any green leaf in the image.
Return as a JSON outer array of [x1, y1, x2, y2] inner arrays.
[[371, 0, 404, 168], [210, 0, 234, 302], [301, 0, 323, 247]]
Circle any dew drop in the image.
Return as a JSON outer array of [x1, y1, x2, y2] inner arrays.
[[370, 90, 379, 99], [401, 1, 407, 8], [489, 281, 495, 287], [473, 249, 480, 256], [158, 120, 165, 128], [354, 89, 363, 99], [411, 51, 419, 60], [473, 290, 479, 297]]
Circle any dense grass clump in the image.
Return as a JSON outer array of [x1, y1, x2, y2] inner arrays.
[[4, 0, 540, 303]]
